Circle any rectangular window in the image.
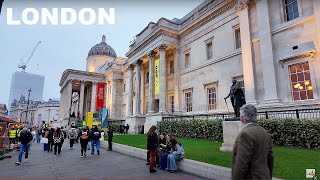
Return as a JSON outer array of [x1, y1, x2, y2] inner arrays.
[[170, 96, 174, 113], [185, 53, 190, 69], [185, 92, 193, 112], [284, 0, 299, 21], [169, 61, 174, 75], [289, 62, 313, 101], [207, 87, 217, 111], [235, 28, 241, 49], [146, 72, 149, 84], [206, 42, 213, 60]]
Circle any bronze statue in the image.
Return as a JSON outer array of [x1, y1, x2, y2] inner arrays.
[[224, 80, 246, 117]]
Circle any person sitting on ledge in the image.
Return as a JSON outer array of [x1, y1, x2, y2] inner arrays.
[[166, 138, 185, 173], [160, 133, 172, 170]]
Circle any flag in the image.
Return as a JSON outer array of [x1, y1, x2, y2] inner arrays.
[[99, 108, 108, 128]]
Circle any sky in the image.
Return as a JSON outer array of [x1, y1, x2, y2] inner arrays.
[[0, 0, 204, 106]]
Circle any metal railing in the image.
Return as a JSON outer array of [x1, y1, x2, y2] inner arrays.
[[162, 108, 320, 121]]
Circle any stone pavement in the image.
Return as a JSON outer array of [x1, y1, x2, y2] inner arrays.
[[0, 141, 208, 180]]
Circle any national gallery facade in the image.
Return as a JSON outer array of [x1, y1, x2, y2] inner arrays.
[[58, 0, 320, 132]]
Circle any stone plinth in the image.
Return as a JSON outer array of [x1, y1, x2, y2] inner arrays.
[[144, 114, 164, 134], [125, 116, 145, 134], [220, 118, 244, 152]]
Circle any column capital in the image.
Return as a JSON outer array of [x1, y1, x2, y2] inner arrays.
[[128, 64, 134, 70], [148, 50, 156, 58], [158, 44, 167, 51], [92, 81, 98, 85], [235, 0, 259, 12], [136, 59, 143, 66]]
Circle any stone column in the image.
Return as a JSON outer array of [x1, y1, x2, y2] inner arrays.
[[256, 0, 279, 103], [237, 2, 257, 104], [90, 82, 97, 112], [174, 48, 181, 114], [66, 80, 73, 117], [314, 0, 320, 51], [135, 60, 142, 115], [141, 69, 145, 115], [159, 44, 167, 113], [127, 65, 134, 116], [148, 50, 156, 114], [111, 79, 117, 118], [79, 81, 85, 119]]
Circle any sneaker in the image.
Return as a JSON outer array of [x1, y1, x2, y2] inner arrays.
[[54, 154, 57, 156], [70, 148, 72, 150], [91, 152, 94, 155], [84, 154, 86, 157], [15, 162, 21, 165], [169, 170, 177, 173], [23, 159, 28, 163], [149, 169, 157, 173], [81, 155, 84, 158], [97, 151, 100, 155]]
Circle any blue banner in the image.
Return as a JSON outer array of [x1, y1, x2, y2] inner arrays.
[[99, 108, 108, 128]]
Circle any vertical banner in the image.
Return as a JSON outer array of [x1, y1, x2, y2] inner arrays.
[[99, 108, 108, 128], [87, 112, 93, 128], [154, 59, 160, 95], [96, 83, 105, 112]]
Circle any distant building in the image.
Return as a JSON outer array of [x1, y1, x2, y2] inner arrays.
[[0, 104, 7, 117], [8, 71, 45, 108]]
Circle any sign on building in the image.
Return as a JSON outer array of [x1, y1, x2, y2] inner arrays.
[[96, 84, 105, 112], [154, 59, 160, 95]]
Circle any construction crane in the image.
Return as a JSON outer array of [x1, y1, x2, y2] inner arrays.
[[18, 41, 41, 72]]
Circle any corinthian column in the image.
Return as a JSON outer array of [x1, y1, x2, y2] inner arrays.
[[67, 80, 73, 117], [127, 65, 134, 116], [159, 44, 167, 113], [134, 60, 142, 115], [90, 82, 97, 112], [148, 50, 156, 114], [79, 81, 85, 119]]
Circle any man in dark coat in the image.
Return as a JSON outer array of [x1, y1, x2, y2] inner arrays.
[[232, 104, 274, 180], [15, 127, 32, 165], [107, 126, 113, 151]]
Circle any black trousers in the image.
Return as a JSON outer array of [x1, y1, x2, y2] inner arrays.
[[108, 138, 112, 150], [80, 141, 88, 155], [147, 150, 159, 165], [54, 143, 62, 155], [48, 139, 54, 152], [70, 139, 75, 148]]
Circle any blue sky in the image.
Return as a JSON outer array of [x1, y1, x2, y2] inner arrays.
[[0, 0, 203, 105]]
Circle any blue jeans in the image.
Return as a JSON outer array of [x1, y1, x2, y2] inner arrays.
[[167, 153, 181, 171], [91, 140, 100, 153], [36, 135, 41, 143], [18, 144, 30, 162]]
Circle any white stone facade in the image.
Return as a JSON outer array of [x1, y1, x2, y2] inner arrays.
[[58, 0, 320, 133]]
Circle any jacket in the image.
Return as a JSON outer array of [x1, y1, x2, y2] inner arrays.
[[232, 123, 274, 180], [147, 132, 158, 151], [90, 128, 101, 141], [68, 128, 78, 140], [53, 132, 64, 144], [19, 131, 33, 145], [79, 131, 90, 143], [107, 128, 113, 140]]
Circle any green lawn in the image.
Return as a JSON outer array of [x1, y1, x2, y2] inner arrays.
[[106, 134, 319, 180]]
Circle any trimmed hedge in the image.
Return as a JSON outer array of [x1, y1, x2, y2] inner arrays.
[[158, 119, 223, 141], [158, 119, 320, 149], [110, 122, 121, 132]]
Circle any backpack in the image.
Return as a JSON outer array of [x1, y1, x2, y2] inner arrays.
[[81, 131, 88, 140], [93, 131, 100, 138], [69, 130, 75, 138]]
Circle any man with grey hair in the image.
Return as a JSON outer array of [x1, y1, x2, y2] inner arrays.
[[232, 104, 274, 180]]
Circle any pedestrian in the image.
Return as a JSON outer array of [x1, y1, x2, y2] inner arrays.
[[232, 104, 274, 180], [147, 125, 158, 173], [60, 127, 67, 145], [31, 128, 37, 144], [125, 124, 129, 134], [68, 126, 77, 150], [167, 138, 185, 173], [87, 126, 91, 150], [36, 128, 42, 143], [90, 125, 101, 155], [9, 127, 17, 145], [107, 126, 113, 151], [47, 128, 54, 152], [79, 128, 90, 158], [53, 128, 64, 156], [15, 127, 33, 165], [119, 124, 123, 134]]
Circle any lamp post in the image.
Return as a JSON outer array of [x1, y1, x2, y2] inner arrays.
[[25, 88, 32, 125]]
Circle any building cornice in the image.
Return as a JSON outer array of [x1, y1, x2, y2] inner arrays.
[[59, 69, 104, 87]]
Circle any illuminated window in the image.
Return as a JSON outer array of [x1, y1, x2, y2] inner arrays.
[[185, 91, 192, 112], [207, 86, 217, 111], [289, 62, 313, 101], [284, 0, 299, 21], [235, 28, 241, 49]]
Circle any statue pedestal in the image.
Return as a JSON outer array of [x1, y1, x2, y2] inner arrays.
[[220, 118, 244, 152]]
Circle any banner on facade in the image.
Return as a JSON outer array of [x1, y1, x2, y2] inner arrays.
[[87, 112, 93, 128], [99, 108, 108, 128], [96, 83, 105, 112], [154, 58, 160, 95]]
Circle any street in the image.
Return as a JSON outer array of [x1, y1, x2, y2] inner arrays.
[[0, 140, 206, 180]]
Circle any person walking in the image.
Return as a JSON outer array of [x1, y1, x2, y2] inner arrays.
[[31, 128, 37, 144], [90, 126, 101, 155], [15, 127, 33, 165], [125, 124, 129, 134], [79, 128, 90, 158], [36, 128, 42, 143], [47, 128, 55, 152], [68, 126, 77, 150], [107, 126, 113, 151], [232, 104, 274, 180], [87, 126, 91, 151], [147, 125, 158, 173], [53, 128, 64, 156]]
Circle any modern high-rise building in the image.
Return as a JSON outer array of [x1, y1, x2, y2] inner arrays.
[[8, 71, 45, 108]]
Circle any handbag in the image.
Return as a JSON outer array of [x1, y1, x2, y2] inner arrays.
[[40, 137, 48, 144]]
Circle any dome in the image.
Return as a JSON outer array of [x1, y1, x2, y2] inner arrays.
[[87, 35, 117, 58]]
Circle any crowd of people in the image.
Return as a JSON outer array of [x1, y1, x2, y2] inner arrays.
[[11, 125, 114, 165]]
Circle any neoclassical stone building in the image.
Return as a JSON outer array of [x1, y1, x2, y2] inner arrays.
[[58, 0, 320, 133]]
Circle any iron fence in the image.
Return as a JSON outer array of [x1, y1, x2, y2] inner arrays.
[[162, 108, 320, 121]]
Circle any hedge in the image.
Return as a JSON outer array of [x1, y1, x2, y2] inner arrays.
[[110, 122, 121, 132], [158, 119, 320, 149]]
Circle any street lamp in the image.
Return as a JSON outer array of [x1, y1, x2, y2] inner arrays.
[[25, 88, 32, 125]]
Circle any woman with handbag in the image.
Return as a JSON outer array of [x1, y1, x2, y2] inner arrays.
[[53, 128, 64, 156]]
